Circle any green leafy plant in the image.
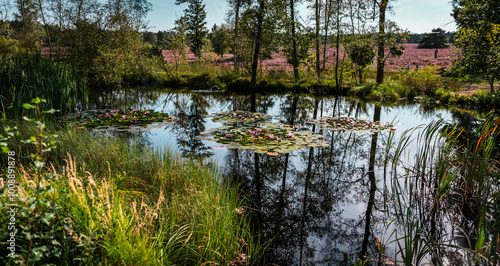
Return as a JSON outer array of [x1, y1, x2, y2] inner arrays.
[[1, 98, 86, 265]]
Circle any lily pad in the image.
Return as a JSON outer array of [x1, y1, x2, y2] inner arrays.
[[307, 117, 395, 133], [198, 122, 330, 155], [212, 110, 272, 124], [74, 108, 177, 132]]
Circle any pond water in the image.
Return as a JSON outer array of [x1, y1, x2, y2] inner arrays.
[[87, 89, 471, 265]]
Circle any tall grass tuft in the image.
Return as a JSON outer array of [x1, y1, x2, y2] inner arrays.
[[0, 53, 88, 119]]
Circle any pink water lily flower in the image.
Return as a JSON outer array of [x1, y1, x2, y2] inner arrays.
[[131, 119, 137, 123], [99, 114, 103, 117], [250, 131, 256, 135], [122, 115, 127, 120], [225, 134, 231, 138], [144, 111, 150, 115], [256, 128, 262, 133], [275, 136, 279, 140], [105, 113, 110, 117], [255, 116, 259, 119], [287, 133, 294, 138], [132, 109, 137, 111], [233, 112, 237, 116]]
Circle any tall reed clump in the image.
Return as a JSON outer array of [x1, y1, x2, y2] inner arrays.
[[0, 53, 88, 119], [0, 122, 260, 265], [387, 116, 500, 265]]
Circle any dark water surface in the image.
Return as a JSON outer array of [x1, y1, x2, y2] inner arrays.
[[89, 89, 470, 265]]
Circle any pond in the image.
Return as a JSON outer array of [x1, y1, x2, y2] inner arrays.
[[85, 89, 473, 265]]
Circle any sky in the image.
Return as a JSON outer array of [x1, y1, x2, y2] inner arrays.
[[146, 0, 457, 34]]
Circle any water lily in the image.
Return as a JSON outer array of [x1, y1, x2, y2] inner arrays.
[[233, 112, 237, 116], [132, 109, 137, 111], [144, 111, 150, 115], [256, 128, 262, 133], [268, 134, 274, 139], [255, 116, 259, 119], [105, 113, 110, 117], [287, 133, 294, 138], [131, 119, 137, 123], [99, 114, 103, 117], [275, 136, 279, 140], [122, 115, 127, 120]]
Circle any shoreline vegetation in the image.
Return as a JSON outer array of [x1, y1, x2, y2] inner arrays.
[[1, 118, 263, 265]]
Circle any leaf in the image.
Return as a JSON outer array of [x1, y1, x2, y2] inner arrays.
[[22, 103, 36, 109]]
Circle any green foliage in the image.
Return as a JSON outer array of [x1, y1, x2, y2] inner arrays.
[[0, 36, 21, 55], [211, 24, 232, 57], [0, 53, 88, 120], [178, 0, 208, 57], [347, 40, 375, 84], [417, 28, 449, 49], [452, 0, 500, 93]]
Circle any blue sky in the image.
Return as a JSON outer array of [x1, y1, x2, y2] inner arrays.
[[147, 0, 457, 34]]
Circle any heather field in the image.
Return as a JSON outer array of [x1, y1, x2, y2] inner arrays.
[[163, 43, 460, 73]]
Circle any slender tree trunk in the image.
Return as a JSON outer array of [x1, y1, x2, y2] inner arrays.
[[290, 0, 299, 81], [376, 0, 388, 84], [251, 0, 265, 87], [234, 0, 241, 71], [315, 0, 321, 78], [322, 0, 332, 71], [334, 0, 341, 90]]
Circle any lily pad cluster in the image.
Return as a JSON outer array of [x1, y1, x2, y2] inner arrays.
[[211, 110, 272, 124], [197, 123, 329, 156], [77, 109, 176, 131], [307, 117, 395, 133]]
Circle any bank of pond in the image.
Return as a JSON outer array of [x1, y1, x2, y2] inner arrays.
[[1, 91, 499, 265]]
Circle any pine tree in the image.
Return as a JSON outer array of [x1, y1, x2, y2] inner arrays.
[[177, 0, 208, 58]]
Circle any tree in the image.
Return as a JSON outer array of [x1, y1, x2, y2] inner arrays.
[[177, 0, 208, 58], [417, 28, 448, 58], [452, 0, 500, 93], [374, 0, 389, 84], [347, 40, 375, 84], [210, 24, 232, 57]]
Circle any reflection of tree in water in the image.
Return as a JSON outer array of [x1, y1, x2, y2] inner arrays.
[[222, 96, 393, 265], [170, 94, 214, 158], [87, 88, 161, 109]]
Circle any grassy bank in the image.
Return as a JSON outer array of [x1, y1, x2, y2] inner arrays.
[[0, 121, 261, 265]]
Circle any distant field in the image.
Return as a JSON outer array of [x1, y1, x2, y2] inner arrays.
[[162, 43, 460, 73]]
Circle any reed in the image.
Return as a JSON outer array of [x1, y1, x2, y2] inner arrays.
[[386, 116, 500, 265], [0, 53, 88, 120]]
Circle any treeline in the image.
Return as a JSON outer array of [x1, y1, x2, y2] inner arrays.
[[407, 31, 456, 44]]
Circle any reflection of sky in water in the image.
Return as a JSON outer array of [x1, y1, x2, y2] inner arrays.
[[112, 92, 456, 265]]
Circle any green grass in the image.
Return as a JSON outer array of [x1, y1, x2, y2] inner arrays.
[[0, 53, 88, 120], [0, 124, 261, 265]]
